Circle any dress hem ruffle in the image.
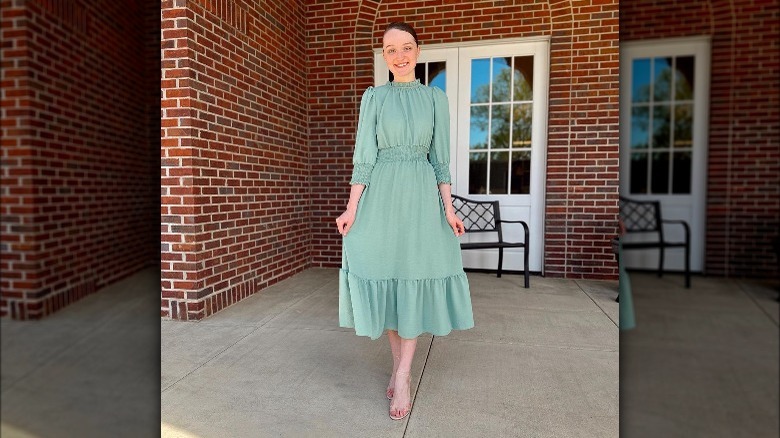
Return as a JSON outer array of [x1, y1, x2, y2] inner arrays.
[[339, 269, 475, 340]]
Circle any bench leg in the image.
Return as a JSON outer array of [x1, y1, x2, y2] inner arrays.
[[523, 246, 529, 288], [658, 245, 665, 278], [497, 248, 503, 278], [685, 241, 691, 288]]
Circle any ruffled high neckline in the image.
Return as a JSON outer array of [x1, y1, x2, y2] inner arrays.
[[389, 78, 422, 88]]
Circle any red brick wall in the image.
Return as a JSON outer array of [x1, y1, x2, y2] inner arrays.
[[160, 0, 309, 320], [621, 0, 780, 278], [146, 0, 162, 269], [1, 0, 159, 319], [308, 0, 621, 280]]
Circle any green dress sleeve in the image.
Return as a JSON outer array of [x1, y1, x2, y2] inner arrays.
[[429, 86, 452, 185], [349, 87, 378, 186]]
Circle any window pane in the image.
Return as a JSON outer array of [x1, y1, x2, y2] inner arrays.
[[510, 150, 531, 194], [632, 58, 651, 103], [513, 56, 533, 101], [428, 61, 446, 91], [652, 104, 671, 149], [630, 152, 648, 194], [672, 151, 692, 194], [415, 63, 426, 84], [489, 151, 508, 194], [512, 103, 532, 148], [653, 57, 672, 102], [491, 104, 511, 149], [469, 152, 488, 194], [492, 57, 511, 102], [469, 106, 488, 149], [631, 106, 649, 149], [674, 104, 693, 148], [651, 152, 670, 194], [675, 56, 694, 100], [471, 58, 490, 103]]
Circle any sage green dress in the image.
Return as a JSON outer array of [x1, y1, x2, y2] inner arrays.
[[618, 238, 636, 330], [339, 79, 475, 340]]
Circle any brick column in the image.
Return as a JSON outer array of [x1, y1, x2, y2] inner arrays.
[[160, 0, 310, 320], [1, 0, 158, 319]]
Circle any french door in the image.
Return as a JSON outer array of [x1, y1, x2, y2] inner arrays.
[[620, 37, 710, 272], [375, 38, 549, 273]]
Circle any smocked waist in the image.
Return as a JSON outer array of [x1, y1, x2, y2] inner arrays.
[[376, 146, 429, 162]]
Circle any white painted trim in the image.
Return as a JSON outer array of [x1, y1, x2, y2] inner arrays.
[[619, 36, 711, 272], [455, 40, 549, 273], [621, 35, 712, 49], [373, 35, 552, 55]]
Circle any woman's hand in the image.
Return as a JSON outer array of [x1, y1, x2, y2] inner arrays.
[[336, 208, 357, 236], [446, 211, 465, 237], [337, 185, 365, 236]]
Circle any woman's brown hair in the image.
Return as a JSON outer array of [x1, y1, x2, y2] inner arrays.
[[384, 22, 419, 45]]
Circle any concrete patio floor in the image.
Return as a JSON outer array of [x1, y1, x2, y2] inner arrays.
[[2, 266, 776, 437], [1, 267, 161, 438], [620, 271, 779, 437], [159, 269, 620, 438]]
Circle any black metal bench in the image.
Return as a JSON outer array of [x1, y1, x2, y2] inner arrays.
[[452, 195, 530, 288], [619, 196, 691, 288]]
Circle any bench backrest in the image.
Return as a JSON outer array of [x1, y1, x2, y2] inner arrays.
[[452, 195, 504, 240], [619, 196, 663, 234]]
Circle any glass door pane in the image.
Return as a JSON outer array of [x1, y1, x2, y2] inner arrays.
[[389, 61, 447, 90], [467, 55, 533, 195], [629, 56, 694, 195]]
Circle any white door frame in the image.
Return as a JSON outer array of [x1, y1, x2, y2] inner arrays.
[[456, 40, 549, 274], [619, 36, 711, 272]]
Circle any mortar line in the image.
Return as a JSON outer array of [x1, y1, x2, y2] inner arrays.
[[161, 325, 262, 394], [403, 334, 435, 435], [736, 281, 779, 327], [574, 280, 619, 328]]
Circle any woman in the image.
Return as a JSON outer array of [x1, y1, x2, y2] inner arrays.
[[336, 22, 475, 421]]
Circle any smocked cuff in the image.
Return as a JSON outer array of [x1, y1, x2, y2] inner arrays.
[[431, 163, 451, 185], [350, 163, 374, 186]]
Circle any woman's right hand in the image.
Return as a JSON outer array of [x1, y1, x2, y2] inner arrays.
[[336, 209, 357, 236]]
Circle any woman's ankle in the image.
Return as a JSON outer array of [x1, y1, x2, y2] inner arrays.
[[395, 368, 411, 377]]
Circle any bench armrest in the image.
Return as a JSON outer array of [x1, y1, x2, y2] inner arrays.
[[662, 219, 690, 233], [498, 219, 529, 226], [662, 219, 690, 242], [497, 219, 530, 243]]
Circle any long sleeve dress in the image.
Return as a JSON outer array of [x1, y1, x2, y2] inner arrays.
[[339, 79, 475, 340]]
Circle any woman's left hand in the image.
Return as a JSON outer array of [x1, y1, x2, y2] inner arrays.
[[446, 212, 466, 237]]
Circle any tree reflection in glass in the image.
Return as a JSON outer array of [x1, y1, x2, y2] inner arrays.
[[469, 152, 487, 194], [468, 56, 533, 195], [629, 56, 694, 194]]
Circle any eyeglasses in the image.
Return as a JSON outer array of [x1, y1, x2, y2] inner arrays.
[[384, 45, 416, 56]]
